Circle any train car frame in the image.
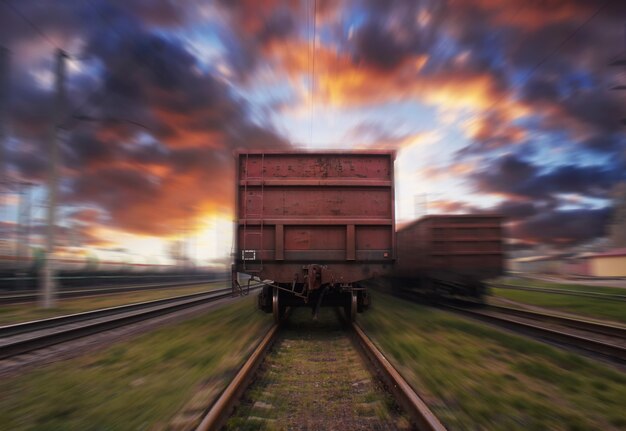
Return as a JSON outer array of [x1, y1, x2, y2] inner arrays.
[[393, 214, 505, 300], [231, 150, 396, 321]]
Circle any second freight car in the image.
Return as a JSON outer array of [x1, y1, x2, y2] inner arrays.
[[394, 214, 504, 299], [232, 150, 396, 321]]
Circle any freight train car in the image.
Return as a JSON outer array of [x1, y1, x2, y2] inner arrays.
[[232, 150, 396, 321], [394, 214, 504, 299]]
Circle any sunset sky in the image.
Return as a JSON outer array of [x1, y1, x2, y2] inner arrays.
[[0, 0, 625, 265]]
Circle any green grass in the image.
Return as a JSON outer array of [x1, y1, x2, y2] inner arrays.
[[490, 287, 626, 324], [0, 295, 272, 431], [0, 282, 226, 326], [495, 277, 626, 296], [359, 290, 626, 431]]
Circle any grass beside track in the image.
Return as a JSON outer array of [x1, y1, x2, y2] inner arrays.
[[490, 287, 626, 325], [495, 277, 626, 296], [359, 290, 626, 431], [0, 295, 272, 431], [0, 282, 225, 326]]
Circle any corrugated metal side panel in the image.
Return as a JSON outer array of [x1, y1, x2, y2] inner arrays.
[[238, 187, 392, 219], [396, 215, 504, 278], [235, 152, 395, 264]]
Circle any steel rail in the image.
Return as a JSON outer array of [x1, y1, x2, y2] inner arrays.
[[196, 316, 448, 431], [482, 303, 626, 339], [0, 286, 262, 360], [1, 287, 233, 338], [444, 305, 626, 364], [196, 323, 280, 431], [488, 283, 626, 301], [352, 322, 448, 431], [0, 279, 228, 305]]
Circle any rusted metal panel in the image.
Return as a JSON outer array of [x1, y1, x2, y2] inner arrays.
[[240, 179, 393, 187], [239, 153, 392, 180], [356, 226, 392, 250], [234, 151, 395, 284], [284, 226, 347, 250], [237, 187, 392, 219], [239, 218, 393, 226]]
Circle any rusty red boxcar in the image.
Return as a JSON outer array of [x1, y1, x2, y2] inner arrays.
[[232, 150, 396, 321], [394, 214, 504, 298]]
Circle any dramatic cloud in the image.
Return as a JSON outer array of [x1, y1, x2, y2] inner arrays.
[[509, 207, 612, 245], [345, 121, 427, 150], [473, 154, 624, 202], [3, 1, 290, 239], [468, 153, 625, 245], [1, 0, 624, 256]]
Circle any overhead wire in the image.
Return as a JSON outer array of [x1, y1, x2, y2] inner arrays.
[[464, 0, 610, 127], [0, 0, 154, 130], [306, 0, 311, 149], [309, 0, 317, 149], [69, 0, 191, 131], [1, 0, 64, 52]]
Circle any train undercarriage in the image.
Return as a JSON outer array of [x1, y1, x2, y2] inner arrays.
[[233, 269, 369, 322], [256, 282, 370, 322], [391, 272, 487, 301], [232, 261, 373, 322]]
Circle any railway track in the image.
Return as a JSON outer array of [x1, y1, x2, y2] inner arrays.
[[488, 283, 626, 301], [0, 279, 227, 305], [441, 303, 626, 364], [394, 287, 626, 365], [196, 309, 447, 431], [0, 285, 261, 360], [483, 303, 626, 338]]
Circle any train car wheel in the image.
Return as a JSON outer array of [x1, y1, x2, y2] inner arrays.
[[345, 291, 357, 322], [272, 286, 282, 323]]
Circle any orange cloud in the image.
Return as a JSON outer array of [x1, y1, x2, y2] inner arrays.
[[463, 0, 593, 31], [263, 36, 529, 125]]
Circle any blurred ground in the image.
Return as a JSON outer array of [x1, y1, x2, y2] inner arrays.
[[0, 282, 224, 325], [0, 294, 271, 430], [359, 290, 626, 430]]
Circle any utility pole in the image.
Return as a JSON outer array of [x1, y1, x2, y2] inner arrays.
[[16, 181, 32, 289], [0, 47, 10, 260], [0, 47, 8, 189], [40, 49, 67, 308]]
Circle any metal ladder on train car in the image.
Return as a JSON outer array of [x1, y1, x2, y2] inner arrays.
[[241, 153, 265, 274]]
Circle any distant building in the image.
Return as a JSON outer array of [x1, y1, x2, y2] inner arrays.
[[511, 249, 626, 278], [575, 249, 626, 277]]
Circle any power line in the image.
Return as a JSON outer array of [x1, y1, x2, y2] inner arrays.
[[305, 0, 311, 149], [65, 0, 175, 131], [465, 0, 610, 127], [1, 0, 63, 52], [309, 0, 317, 148], [521, 1, 609, 87], [0, 1, 137, 129], [4, 1, 166, 117]]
